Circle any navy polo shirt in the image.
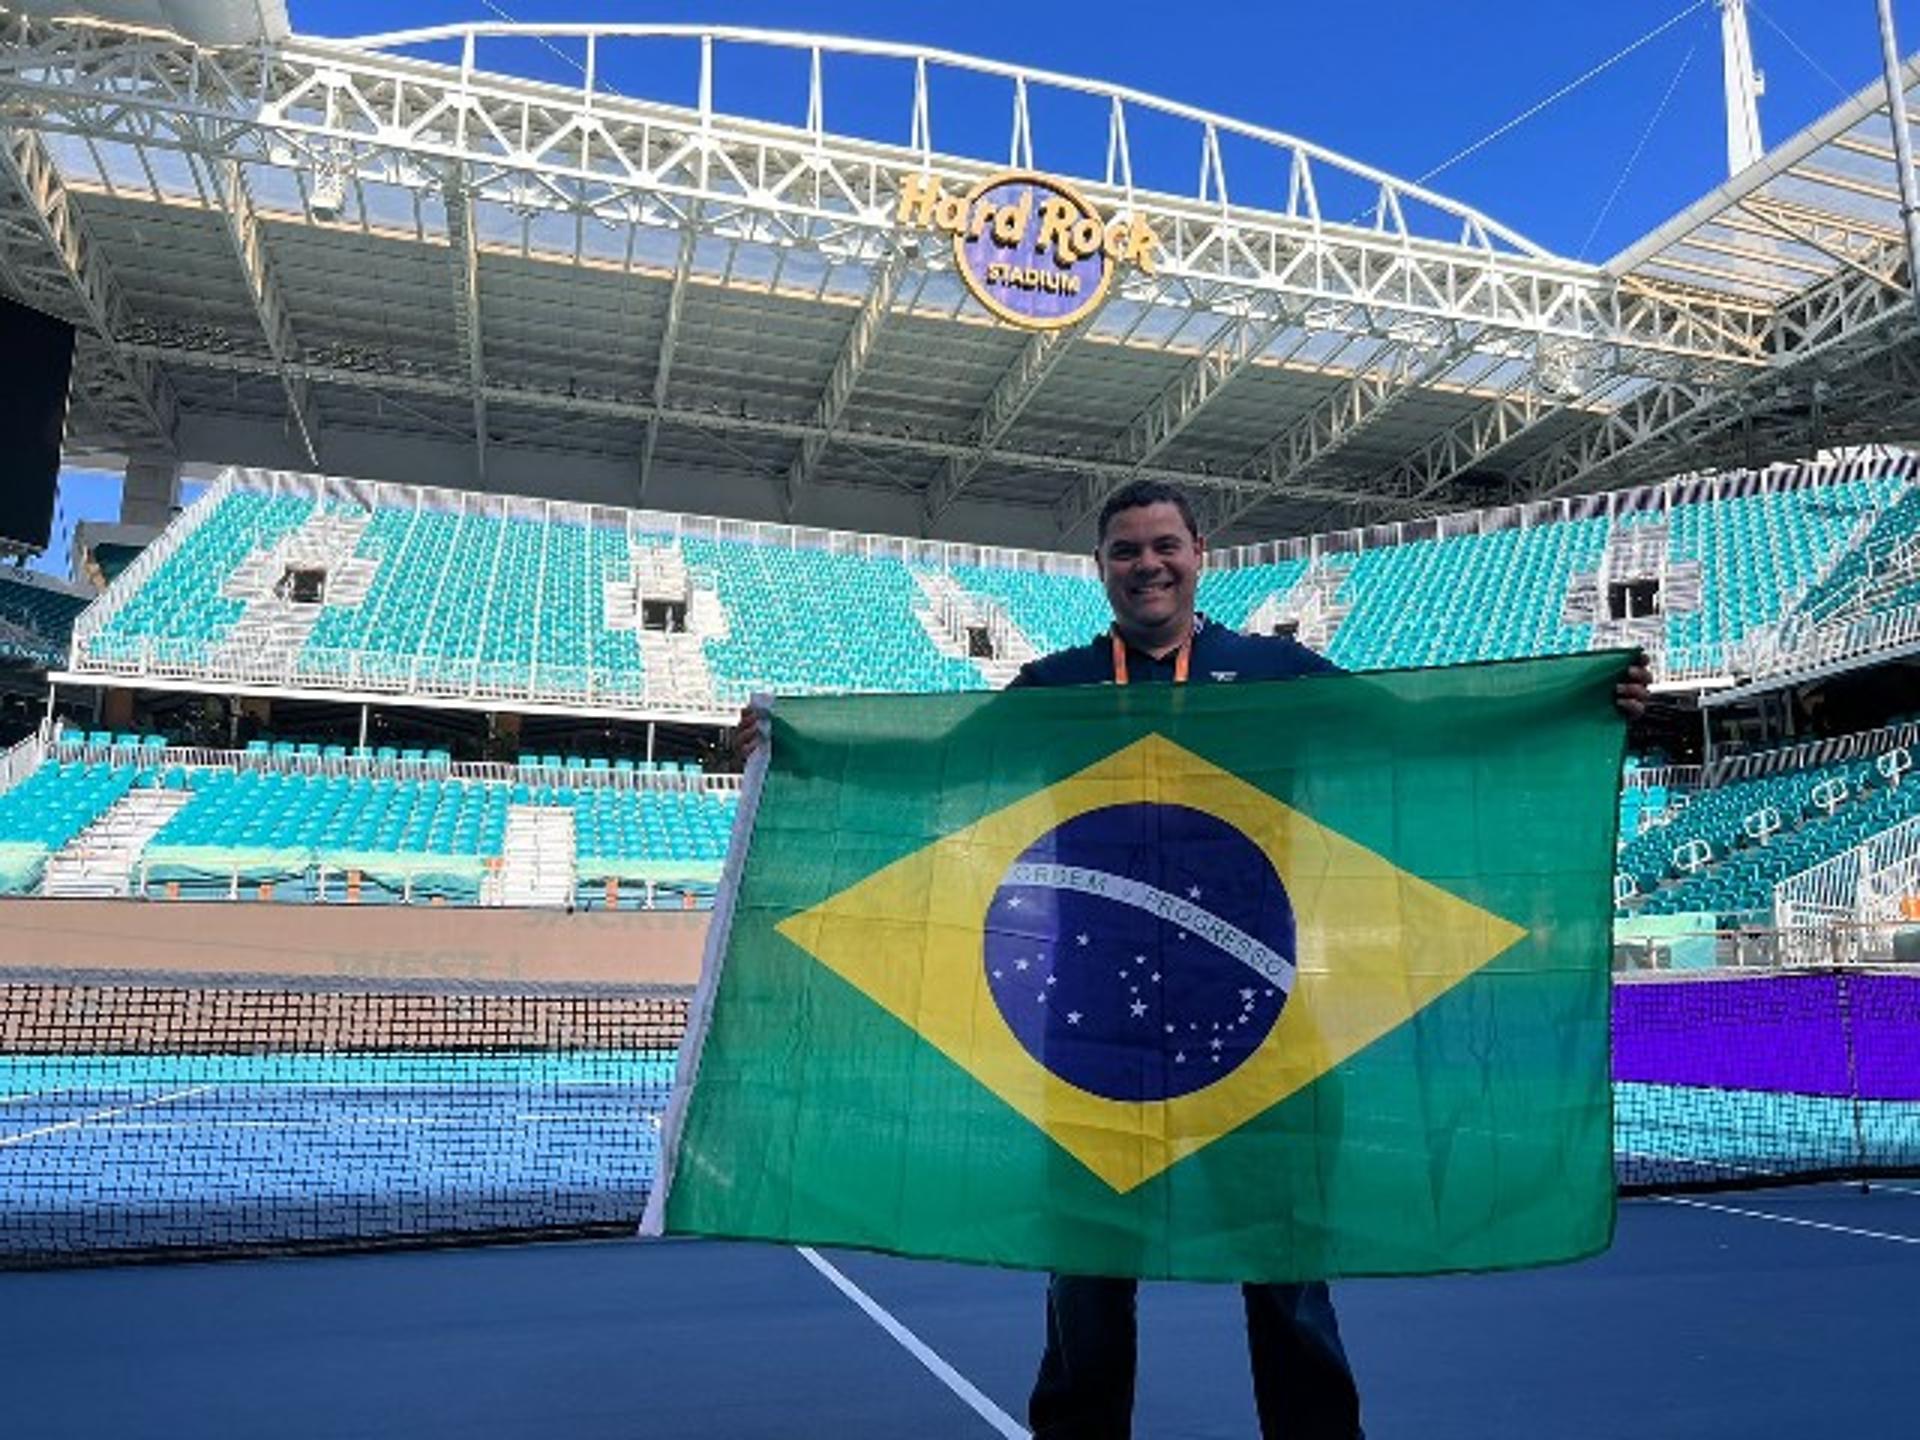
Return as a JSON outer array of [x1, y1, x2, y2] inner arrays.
[[1008, 613, 1339, 689]]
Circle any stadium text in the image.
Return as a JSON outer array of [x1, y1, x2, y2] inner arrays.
[[896, 169, 1159, 330]]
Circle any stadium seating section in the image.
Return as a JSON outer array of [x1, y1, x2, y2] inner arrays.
[[683, 536, 980, 696], [1617, 737, 1920, 920], [10, 723, 1915, 923], [0, 753, 137, 893], [0, 569, 89, 668], [61, 456, 1920, 709], [0, 732, 736, 907], [88, 488, 316, 666]]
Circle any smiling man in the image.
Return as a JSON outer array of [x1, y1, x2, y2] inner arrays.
[[728, 478, 1649, 1440], [1011, 480, 1334, 691], [1009, 480, 1362, 1440]]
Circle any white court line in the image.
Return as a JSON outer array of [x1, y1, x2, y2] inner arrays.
[[1847, 1179, 1920, 1200], [795, 1246, 1028, 1440], [0, 1085, 214, 1148], [1655, 1195, 1920, 1246]]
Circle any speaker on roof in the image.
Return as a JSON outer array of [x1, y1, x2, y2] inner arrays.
[[0, 293, 75, 556]]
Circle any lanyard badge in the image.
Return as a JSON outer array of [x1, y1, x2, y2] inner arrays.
[[1109, 625, 1192, 686]]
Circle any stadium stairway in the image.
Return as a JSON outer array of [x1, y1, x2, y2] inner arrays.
[[1244, 562, 1344, 650], [485, 805, 577, 908], [606, 544, 722, 710], [213, 508, 377, 674], [912, 570, 1038, 687], [40, 789, 193, 898]]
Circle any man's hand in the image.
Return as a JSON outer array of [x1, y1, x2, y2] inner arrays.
[[730, 702, 769, 766], [1615, 652, 1653, 722]]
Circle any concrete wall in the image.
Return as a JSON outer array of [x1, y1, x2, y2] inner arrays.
[[0, 897, 709, 988]]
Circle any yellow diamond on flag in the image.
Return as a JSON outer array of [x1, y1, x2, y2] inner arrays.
[[775, 733, 1528, 1194]]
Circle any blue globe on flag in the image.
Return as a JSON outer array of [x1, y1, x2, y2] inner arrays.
[[983, 802, 1297, 1102]]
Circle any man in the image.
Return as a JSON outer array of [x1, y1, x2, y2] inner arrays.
[[1011, 480, 1649, 1440], [737, 479, 1651, 1439], [1011, 480, 1357, 1440]]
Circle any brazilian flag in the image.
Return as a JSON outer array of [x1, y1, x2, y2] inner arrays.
[[647, 653, 1624, 1282]]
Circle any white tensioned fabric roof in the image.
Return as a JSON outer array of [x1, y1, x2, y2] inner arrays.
[[0, 14, 1913, 551]]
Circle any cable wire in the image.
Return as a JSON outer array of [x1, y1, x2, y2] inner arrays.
[[1578, 25, 1703, 259], [1750, 0, 1855, 100], [1415, 0, 1708, 186]]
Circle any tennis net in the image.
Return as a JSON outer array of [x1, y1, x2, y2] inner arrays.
[[0, 972, 687, 1261], [1613, 966, 1920, 1193], [2, 966, 1916, 1262]]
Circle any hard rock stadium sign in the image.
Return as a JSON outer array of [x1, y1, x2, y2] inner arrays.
[[895, 171, 1162, 330]]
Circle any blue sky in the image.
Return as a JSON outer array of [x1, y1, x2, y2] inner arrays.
[[34, 0, 1905, 575]]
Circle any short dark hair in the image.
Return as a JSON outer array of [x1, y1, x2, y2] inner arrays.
[[1096, 479, 1200, 545]]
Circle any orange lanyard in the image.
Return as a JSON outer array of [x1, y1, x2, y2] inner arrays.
[[1110, 625, 1192, 686]]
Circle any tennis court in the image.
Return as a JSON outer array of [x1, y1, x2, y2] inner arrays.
[[2, 1184, 1916, 1438], [2, 966, 1917, 1436]]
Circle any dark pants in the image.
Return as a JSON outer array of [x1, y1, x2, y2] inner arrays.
[[1029, 1274, 1363, 1440]]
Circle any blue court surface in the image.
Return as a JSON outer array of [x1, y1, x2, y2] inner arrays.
[[0, 1185, 1915, 1439], [4, 1059, 1919, 1437]]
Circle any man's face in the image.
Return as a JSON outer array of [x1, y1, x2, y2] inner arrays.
[[1096, 501, 1204, 639]]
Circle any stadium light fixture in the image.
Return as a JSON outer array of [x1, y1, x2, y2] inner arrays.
[[308, 160, 346, 221]]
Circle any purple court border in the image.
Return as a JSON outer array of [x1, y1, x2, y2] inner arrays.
[[1612, 971, 1920, 1101]]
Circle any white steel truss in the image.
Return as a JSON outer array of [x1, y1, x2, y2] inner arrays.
[[1, 15, 1916, 548], [1054, 306, 1300, 541], [1193, 325, 1484, 537], [0, 124, 175, 450], [784, 248, 907, 516], [194, 153, 320, 467], [639, 222, 697, 500], [922, 324, 1081, 528]]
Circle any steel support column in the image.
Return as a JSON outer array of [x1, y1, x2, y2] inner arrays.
[[444, 180, 488, 482]]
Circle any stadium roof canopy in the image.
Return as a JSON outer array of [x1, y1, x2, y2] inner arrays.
[[0, 12, 1917, 551]]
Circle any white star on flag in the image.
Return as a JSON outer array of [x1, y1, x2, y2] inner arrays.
[[1067, 1011, 1083, 1026], [1129, 1000, 1148, 1018], [1076, 933, 1090, 947], [1188, 885, 1203, 899]]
